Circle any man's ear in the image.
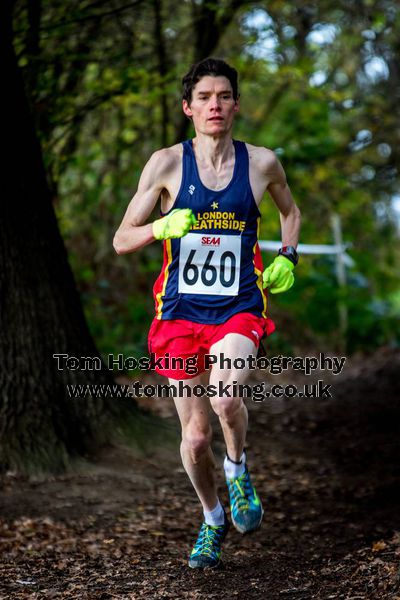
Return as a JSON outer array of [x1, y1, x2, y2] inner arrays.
[[234, 95, 240, 113], [182, 99, 193, 118]]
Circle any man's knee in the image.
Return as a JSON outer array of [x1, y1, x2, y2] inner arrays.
[[210, 397, 243, 424], [182, 423, 212, 462]]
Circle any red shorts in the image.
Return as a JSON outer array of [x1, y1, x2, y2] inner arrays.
[[147, 312, 275, 380]]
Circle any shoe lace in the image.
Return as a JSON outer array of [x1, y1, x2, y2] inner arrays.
[[193, 523, 222, 558], [229, 472, 253, 512]]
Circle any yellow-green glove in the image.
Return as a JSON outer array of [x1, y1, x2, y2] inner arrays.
[[153, 208, 197, 240], [262, 255, 295, 294]]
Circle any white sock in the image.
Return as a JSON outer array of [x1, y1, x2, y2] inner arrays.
[[224, 451, 246, 479], [203, 499, 225, 527]]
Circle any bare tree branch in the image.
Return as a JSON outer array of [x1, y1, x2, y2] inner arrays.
[[14, 0, 145, 35]]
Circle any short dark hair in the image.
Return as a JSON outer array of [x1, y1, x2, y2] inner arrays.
[[182, 57, 239, 104]]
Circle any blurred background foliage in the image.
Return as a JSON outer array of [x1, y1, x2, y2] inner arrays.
[[13, 0, 400, 360]]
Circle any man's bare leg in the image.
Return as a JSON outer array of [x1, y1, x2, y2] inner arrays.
[[170, 373, 229, 569], [170, 373, 218, 511], [208, 333, 263, 534], [208, 333, 256, 461]]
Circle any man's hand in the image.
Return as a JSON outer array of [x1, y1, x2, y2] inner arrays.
[[262, 256, 295, 294], [153, 208, 197, 240]]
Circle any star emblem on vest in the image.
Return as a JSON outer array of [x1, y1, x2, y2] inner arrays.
[[211, 201, 219, 209], [188, 184, 195, 195]]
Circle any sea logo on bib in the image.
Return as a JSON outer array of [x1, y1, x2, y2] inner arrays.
[[201, 236, 220, 246]]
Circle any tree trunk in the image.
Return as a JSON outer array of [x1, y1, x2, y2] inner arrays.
[[153, 0, 169, 147], [174, 0, 248, 143], [0, 0, 138, 474]]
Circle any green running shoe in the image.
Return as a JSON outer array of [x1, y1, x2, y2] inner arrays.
[[226, 466, 263, 533], [188, 509, 230, 569]]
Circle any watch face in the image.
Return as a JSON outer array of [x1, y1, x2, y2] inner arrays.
[[279, 246, 298, 265], [283, 246, 296, 254]]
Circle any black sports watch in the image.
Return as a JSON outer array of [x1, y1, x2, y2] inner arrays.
[[278, 245, 299, 266]]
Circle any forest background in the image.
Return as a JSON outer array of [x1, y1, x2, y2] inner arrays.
[[11, 0, 400, 363], [2, 4, 400, 596]]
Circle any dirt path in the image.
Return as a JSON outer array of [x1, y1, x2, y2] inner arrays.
[[1, 349, 400, 599]]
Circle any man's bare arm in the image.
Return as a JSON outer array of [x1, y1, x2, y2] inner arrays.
[[266, 153, 301, 248], [113, 149, 175, 255]]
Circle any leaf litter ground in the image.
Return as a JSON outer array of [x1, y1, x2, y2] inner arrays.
[[1, 348, 400, 599]]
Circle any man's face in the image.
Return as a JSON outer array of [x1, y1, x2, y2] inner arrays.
[[182, 75, 239, 136]]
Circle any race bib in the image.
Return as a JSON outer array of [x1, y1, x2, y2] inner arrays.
[[178, 233, 241, 296]]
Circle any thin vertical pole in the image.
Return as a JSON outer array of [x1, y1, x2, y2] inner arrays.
[[331, 213, 348, 352]]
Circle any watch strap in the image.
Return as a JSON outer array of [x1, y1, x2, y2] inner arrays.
[[278, 245, 298, 266]]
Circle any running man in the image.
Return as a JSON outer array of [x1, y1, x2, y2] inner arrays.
[[113, 58, 301, 568]]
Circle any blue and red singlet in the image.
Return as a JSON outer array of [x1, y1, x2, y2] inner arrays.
[[152, 139, 270, 325]]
